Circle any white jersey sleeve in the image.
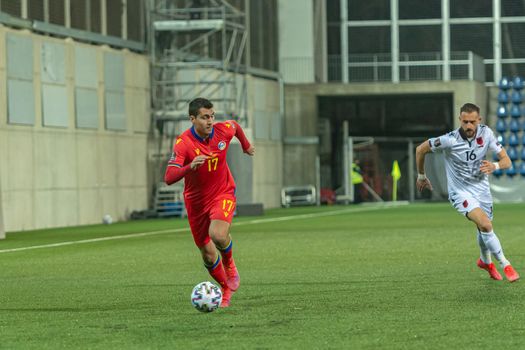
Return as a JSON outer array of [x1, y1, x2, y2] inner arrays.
[[429, 133, 455, 153], [486, 128, 503, 154]]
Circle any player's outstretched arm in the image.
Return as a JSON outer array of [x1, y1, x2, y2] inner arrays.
[[231, 121, 253, 155], [244, 145, 255, 156], [480, 148, 511, 174], [415, 140, 433, 192]]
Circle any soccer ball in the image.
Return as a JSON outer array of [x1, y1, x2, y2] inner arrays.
[[191, 281, 222, 312]]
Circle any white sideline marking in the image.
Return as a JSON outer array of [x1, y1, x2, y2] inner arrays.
[[0, 202, 406, 254]]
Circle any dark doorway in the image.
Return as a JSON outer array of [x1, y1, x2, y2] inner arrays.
[[317, 93, 454, 199]]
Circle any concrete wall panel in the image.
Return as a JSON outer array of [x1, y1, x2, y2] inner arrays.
[[78, 189, 102, 225], [54, 133, 78, 189], [98, 136, 118, 188], [0, 69, 6, 126], [7, 131, 34, 191], [33, 190, 53, 228], [76, 134, 100, 188], [54, 189, 79, 227], [0, 30, 5, 70], [127, 88, 149, 133], [99, 188, 118, 219], [33, 132, 54, 190], [4, 190, 33, 231]]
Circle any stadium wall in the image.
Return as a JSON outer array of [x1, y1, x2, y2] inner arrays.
[[0, 27, 150, 232]]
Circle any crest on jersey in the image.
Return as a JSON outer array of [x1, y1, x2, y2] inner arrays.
[[195, 148, 200, 155], [462, 200, 469, 208], [218, 141, 226, 150], [434, 138, 441, 148], [476, 137, 484, 146]]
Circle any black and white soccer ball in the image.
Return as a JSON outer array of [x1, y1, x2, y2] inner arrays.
[[190, 281, 222, 312]]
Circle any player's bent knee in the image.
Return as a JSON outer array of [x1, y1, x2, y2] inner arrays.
[[209, 229, 229, 245], [479, 221, 493, 233]]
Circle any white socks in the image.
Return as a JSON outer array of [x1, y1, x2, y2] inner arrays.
[[479, 230, 510, 268], [476, 231, 491, 264]]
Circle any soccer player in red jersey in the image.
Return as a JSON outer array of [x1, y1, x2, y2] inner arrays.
[[164, 98, 255, 307]]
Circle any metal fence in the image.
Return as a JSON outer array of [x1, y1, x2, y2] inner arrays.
[[328, 51, 485, 83]]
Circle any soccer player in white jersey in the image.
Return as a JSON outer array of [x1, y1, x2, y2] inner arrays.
[[415, 103, 519, 282]]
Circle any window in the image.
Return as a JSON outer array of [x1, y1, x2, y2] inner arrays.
[[127, 0, 143, 41], [0, 0, 21, 17], [104, 53, 126, 131], [70, 0, 89, 31], [7, 34, 35, 125], [49, 0, 65, 26], [451, 24, 493, 59], [399, 25, 441, 53], [399, 0, 440, 19], [106, 0, 123, 37], [502, 23, 525, 59], [450, 0, 492, 18], [348, 0, 390, 21], [327, 0, 340, 23], [90, 0, 101, 33], [28, 0, 44, 21], [348, 26, 390, 54], [249, 0, 278, 71], [502, 0, 525, 17]]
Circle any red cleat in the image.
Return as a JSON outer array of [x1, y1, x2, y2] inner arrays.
[[224, 259, 240, 291], [220, 287, 233, 308], [503, 265, 520, 282], [477, 259, 502, 281]]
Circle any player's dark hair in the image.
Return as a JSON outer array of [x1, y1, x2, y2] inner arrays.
[[189, 98, 213, 117], [460, 103, 480, 115]]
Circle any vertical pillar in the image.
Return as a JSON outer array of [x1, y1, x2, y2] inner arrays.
[[21, 0, 28, 18], [101, 0, 107, 36], [391, 0, 399, 83], [122, 0, 128, 39], [343, 121, 350, 204], [65, 0, 71, 28], [340, 0, 348, 83], [493, 0, 502, 83], [442, 0, 450, 81], [408, 139, 415, 202]]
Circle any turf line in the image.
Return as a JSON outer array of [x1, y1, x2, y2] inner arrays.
[[0, 202, 407, 254]]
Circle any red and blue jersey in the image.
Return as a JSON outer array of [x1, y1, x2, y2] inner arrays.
[[165, 120, 251, 203]]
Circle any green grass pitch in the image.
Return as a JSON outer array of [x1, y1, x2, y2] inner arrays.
[[1, 202, 524, 349]]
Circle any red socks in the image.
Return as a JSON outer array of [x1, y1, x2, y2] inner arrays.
[[206, 256, 229, 289], [219, 240, 233, 267]]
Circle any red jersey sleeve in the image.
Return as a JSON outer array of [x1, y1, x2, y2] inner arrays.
[[164, 138, 191, 185], [230, 120, 251, 151]]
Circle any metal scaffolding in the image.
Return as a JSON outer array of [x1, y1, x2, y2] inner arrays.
[[150, 0, 248, 125]]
